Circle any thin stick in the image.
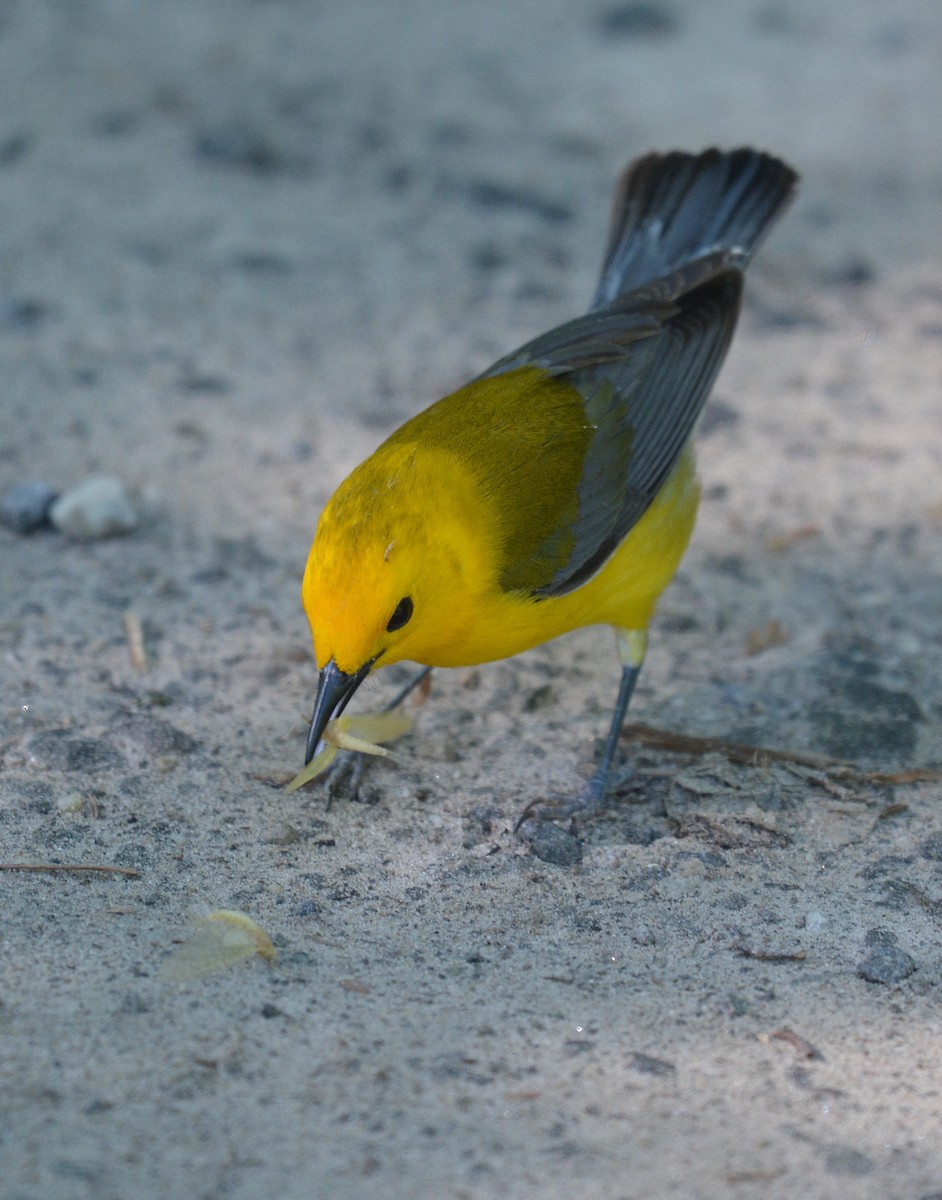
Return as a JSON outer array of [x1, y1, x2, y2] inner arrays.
[[621, 722, 844, 770], [621, 722, 942, 785], [123, 609, 148, 671], [731, 941, 806, 963], [0, 862, 141, 878], [770, 1027, 823, 1060]]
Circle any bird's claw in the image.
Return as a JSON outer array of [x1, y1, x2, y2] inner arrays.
[[323, 752, 370, 806], [514, 782, 605, 835]]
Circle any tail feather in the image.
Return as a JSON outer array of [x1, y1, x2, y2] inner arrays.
[[592, 148, 799, 309]]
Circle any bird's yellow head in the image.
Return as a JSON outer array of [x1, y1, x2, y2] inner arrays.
[[303, 442, 494, 673], [300, 440, 492, 765]]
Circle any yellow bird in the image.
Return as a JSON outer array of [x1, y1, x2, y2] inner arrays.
[[301, 147, 798, 824]]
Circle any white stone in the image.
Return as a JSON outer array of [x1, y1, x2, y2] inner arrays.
[[804, 910, 829, 934], [50, 474, 138, 539]]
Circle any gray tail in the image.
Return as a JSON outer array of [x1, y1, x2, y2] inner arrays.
[[592, 147, 799, 309]]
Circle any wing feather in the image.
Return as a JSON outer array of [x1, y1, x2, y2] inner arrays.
[[479, 258, 743, 597]]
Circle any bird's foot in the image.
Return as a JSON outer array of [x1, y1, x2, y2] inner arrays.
[[514, 763, 636, 838], [514, 777, 608, 836], [322, 753, 370, 808]]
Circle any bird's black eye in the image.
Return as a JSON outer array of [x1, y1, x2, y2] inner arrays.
[[386, 596, 413, 632]]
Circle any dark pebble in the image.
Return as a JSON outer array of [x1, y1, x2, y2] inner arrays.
[[527, 823, 583, 866], [1, 480, 57, 532], [856, 945, 916, 984]]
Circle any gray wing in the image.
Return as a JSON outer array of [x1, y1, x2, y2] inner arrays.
[[480, 251, 745, 598]]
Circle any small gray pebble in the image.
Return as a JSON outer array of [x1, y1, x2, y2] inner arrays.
[[50, 474, 138, 539], [856, 945, 916, 984], [527, 823, 583, 866], [1, 479, 58, 532]]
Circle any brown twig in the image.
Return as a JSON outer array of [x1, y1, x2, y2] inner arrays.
[[621, 722, 942, 786], [0, 862, 140, 878], [622, 723, 842, 769], [770, 1026, 823, 1060], [731, 941, 806, 963], [860, 768, 942, 785]]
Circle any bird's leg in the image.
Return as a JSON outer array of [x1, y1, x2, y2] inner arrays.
[[323, 665, 433, 801], [384, 664, 433, 712], [584, 629, 646, 804], [516, 628, 647, 830]]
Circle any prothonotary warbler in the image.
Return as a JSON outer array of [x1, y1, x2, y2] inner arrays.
[[301, 147, 798, 826]]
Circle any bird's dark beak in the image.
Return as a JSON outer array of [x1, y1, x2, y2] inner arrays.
[[304, 659, 371, 765]]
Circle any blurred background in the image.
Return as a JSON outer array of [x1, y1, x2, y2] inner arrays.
[[2, 0, 939, 538]]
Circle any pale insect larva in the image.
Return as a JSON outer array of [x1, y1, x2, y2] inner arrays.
[[284, 709, 414, 793]]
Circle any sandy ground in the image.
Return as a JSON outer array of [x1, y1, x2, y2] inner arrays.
[[2, 1, 942, 1197]]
